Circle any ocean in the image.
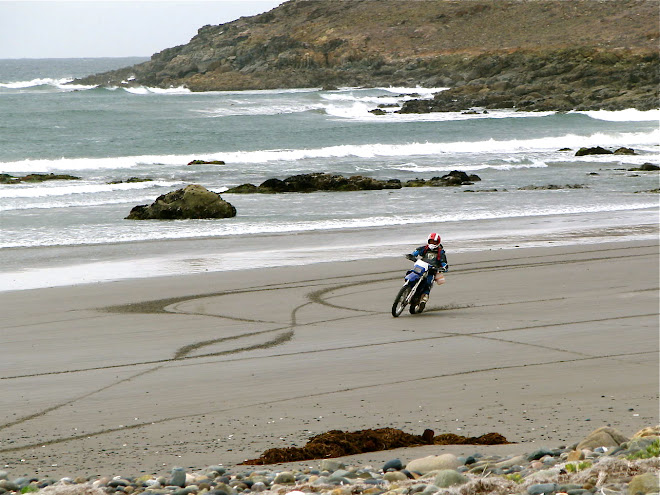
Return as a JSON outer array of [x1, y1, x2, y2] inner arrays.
[[1, 57, 658, 291]]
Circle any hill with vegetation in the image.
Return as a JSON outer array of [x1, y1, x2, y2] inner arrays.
[[75, 0, 659, 111]]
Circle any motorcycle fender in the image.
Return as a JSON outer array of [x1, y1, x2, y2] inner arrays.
[[405, 273, 419, 283]]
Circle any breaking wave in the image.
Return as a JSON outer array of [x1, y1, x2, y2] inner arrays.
[[1, 129, 657, 173]]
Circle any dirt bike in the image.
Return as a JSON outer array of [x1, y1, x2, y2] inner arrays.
[[391, 254, 436, 317]]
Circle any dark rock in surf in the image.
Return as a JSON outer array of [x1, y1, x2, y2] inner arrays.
[[107, 177, 153, 184], [0, 173, 81, 184], [519, 184, 585, 190], [188, 159, 226, 165], [125, 184, 236, 220], [225, 172, 402, 193], [404, 171, 481, 187], [575, 146, 613, 156], [629, 163, 659, 171]]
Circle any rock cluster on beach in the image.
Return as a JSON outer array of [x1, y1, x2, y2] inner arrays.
[[0, 426, 658, 495]]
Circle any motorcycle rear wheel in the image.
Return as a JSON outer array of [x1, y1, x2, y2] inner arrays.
[[392, 284, 412, 317]]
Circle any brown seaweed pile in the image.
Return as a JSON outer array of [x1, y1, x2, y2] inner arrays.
[[241, 428, 510, 465]]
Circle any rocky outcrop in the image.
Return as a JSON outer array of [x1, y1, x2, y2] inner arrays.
[[70, 1, 659, 112], [125, 184, 236, 220], [187, 159, 225, 165], [397, 49, 659, 113], [0, 173, 80, 184], [519, 184, 586, 190], [630, 163, 659, 171], [405, 171, 481, 187], [225, 171, 481, 194], [574, 146, 638, 156], [107, 177, 153, 184], [225, 173, 402, 193]]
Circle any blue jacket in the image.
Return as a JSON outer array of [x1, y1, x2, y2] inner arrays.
[[411, 244, 448, 271]]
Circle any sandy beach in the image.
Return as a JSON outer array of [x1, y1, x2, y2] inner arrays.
[[0, 239, 658, 479]]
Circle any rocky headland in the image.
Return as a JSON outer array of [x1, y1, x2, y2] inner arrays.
[[72, 0, 659, 112]]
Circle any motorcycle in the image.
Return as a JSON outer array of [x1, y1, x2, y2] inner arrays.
[[391, 254, 437, 317]]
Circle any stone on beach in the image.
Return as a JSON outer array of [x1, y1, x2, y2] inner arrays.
[[627, 472, 660, 495], [432, 469, 469, 488], [1, 425, 659, 495], [405, 453, 461, 474], [575, 426, 629, 451]]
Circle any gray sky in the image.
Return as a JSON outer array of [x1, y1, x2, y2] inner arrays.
[[0, 1, 285, 59]]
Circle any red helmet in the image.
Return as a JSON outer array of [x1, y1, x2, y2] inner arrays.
[[427, 232, 441, 249]]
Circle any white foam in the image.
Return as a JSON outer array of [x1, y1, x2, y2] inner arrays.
[[379, 86, 449, 96], [0, 180, 172, 199], [325, 105, 557, 122], [122, 86, 190, 95], [1, 128, 657, 172], [2, 201, 657, 249], [0, 77, 71, 88], [0, 77, 97, 91], [395, 160, 548, 173], [577, 109, 660, 122], [196, 102, 324, 117]]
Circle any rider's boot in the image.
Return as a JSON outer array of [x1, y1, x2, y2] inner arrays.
[[419, 293, 429, 311]]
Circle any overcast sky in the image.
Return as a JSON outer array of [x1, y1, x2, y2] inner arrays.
[[0, 1, 285, 59]]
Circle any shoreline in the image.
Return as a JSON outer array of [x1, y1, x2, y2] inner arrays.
[[1, 239, 657, 481], [1, 208, 657, 292]]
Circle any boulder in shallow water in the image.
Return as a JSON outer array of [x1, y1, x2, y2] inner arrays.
[[187, 159, 226, 165], [575, 146, 613, 156], [125, 184, 236, 220]]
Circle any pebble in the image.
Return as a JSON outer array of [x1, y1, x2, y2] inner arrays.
[[2, 427, 658, 495]]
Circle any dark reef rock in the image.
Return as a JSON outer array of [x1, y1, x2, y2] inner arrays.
[[225, 171, 482, 194], [226, 173, 403, 194], [575, 146, 614, 156], [187, 159, 226, 165], [519, 184, 586, 190], [575, 146, 636, 156], [107, 177, 153, 184], [0, 173, 81, 184], [125, 184, 236, 220], [405, 171, 481, 187], [629, 163, 659, 171]]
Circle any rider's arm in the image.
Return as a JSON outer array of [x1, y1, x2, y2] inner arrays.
[[410, 246, 424, 258], [439, 249, 449, 271]]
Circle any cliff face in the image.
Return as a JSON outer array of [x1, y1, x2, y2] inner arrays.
[[75, 0, 659, 110]]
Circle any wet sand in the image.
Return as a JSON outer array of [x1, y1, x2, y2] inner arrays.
[[0, 240, 658, 478]]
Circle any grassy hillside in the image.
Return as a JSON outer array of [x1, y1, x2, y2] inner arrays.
[[75, 0, 659, 110]]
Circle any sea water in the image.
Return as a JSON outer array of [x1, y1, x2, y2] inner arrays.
[[1, 58, 658, 291]]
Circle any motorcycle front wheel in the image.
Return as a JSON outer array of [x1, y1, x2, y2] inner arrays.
[[409, 294, 421, 314], [392, 284, 412, 317]]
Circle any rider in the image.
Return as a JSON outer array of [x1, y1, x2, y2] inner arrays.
[[408, 233, 449, 309]]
